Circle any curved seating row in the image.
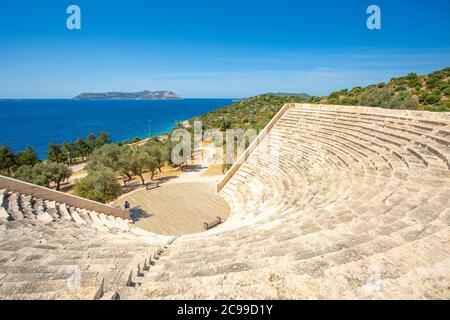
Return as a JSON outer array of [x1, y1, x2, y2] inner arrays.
[[0, 188, 173, 299], [133, 104, 450, 299]]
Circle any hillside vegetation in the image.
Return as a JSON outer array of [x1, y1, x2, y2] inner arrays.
[[266, 92, 310, 99], [188, 68, 449, 133], [189, 95, 309, 132], [312, 67, 450, 112]]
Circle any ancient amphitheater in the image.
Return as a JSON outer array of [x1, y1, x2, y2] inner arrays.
[[1, 103, 449, 300]]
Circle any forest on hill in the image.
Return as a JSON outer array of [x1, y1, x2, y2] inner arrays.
[[313, 67, 450, 112], [189, 95, 308, 132], [188, 68, 449, 133]]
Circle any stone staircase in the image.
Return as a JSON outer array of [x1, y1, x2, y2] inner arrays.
[[131, 104, 450, 299], [0, 186, 174, 300], [1, 103, 449, 299]]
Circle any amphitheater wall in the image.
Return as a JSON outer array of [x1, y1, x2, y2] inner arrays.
[[0, 175, 131, 219]]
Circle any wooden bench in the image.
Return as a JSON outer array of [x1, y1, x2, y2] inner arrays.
[[203, 216, 223, 230], [145, 181, 160, 190]]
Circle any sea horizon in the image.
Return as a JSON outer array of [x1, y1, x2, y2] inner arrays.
[[0, 97, 238, 100], [0, 98, 234, 159]]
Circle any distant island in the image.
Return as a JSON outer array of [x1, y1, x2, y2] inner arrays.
[[73, 90, 182, 100]]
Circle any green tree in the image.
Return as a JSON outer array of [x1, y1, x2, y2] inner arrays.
[[62, 142, 77, 165], [76, 138, 90, 161], [359, 88, 393, 108], [86, 132, 96, 154], [86, 144, 133, 179], [0, 144, 17, 175], [13, 165, 34, 183], [130, 149, 154, 184], [143, 139, 171, 172], [419, 93, 441, 105], [16, 146, 40, 167], [73, 166, 121, 203], [94, 132, 112, 148], [32, 162, 72, 190], [443, 87, 450, 97], [160, 141, 173, 166], [14, 162, 71, 190], [47, 142, 65, 163]]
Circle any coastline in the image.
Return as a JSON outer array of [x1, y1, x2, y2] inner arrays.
[[0, 98, 234, 159]]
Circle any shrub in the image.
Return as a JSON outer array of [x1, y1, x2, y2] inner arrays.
[[424, 101, 450, 112], [329, 91, 340, 99], [426, 77, 444, 90], [405, 72, 418, 80], [443, 87, 450, 97], [419, 93, 441, 105], [359, 88, 394, 108], [395, 86, 407, 92], [309, 96, 322, 103], [14, 161, 71, 190], [359, 87, 418, 110], [14, 165, 34, 183], [328, 97, 340, 105], [350, 86, 362, 94], [392, 94, 419, 110], [74, 166, 121, 203], [341, 97, 359, 105]]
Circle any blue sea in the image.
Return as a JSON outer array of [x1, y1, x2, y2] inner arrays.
[[0, 99, 234, 158]]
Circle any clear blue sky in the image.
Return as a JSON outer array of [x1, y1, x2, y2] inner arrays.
[[0, 0, 449, 98]]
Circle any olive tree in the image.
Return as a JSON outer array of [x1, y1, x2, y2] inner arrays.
[[86, 144, 133, 179], [129, 149, 156, 184], [74, 166, 121, 203], [14, 161, 71, 190]]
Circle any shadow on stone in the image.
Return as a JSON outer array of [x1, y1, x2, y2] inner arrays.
[[130, 207, 152, 222]]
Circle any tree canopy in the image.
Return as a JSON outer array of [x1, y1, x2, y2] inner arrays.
[[0, 144, 17, 175], [84, 139, 172, 187], [16, 146, 40, 167], [14, 161, 71, 190], [73, 166, 122, 203]]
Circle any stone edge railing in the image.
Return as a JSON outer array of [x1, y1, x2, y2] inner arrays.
[[298, 103, 450, 121], [0, 175, 131, 220], [216, 102, 293, 193]]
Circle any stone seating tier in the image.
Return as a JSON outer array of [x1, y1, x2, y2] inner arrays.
[[132, 104, 450, 299], [0, 103, 449, 299]]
